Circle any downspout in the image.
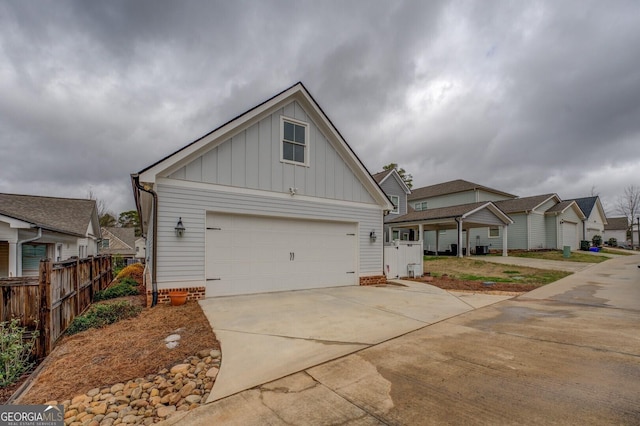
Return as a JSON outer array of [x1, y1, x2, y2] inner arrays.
[[132, 175, 159, 307], [17, 227, 42, 276]]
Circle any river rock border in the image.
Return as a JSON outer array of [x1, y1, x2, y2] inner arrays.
[[46, 349, 220, 426]]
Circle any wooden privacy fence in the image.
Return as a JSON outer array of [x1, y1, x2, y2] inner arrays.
[[0, 255, 112, 358]]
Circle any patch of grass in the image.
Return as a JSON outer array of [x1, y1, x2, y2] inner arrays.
[[600, 248, 633, 256], [505, 250, 608, 263], [422, 256, 571, 286], [94, 277, 140, 302], [67, 301, 142, 335]]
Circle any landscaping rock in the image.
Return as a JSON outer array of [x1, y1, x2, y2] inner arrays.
[[50, 349, 219, 425]]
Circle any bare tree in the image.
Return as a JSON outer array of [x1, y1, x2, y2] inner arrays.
[[87, 188, 115, 227], [616, 185, 640, 247]]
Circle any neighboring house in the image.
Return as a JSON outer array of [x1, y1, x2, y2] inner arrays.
[[408, 179, 516, 211], [543, 200, 587, 250], [131, 82, 393, 301], [135, 237, 146, 261], [372, 168, 411, 242], [0, 193, 100, 277], [99, 227, 136, 261], [568, 196, 608, 242], [603, 217, 629, 245], [493, 194, 586, 251], [404, 179, 516, 253]]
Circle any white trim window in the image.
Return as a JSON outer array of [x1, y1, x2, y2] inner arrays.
[[415, 201, 428, 211], [388, 195, 400, 214], [281, 117, 309, 165], [488, 227, 500, 238]]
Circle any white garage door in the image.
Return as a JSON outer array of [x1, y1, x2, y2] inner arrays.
[[562, 222, 578, 250], [205, 212, 358, 297]]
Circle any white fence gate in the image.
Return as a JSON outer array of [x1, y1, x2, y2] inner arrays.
[[384, 241, 424, 279]]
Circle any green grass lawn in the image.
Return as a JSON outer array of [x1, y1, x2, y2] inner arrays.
[[423, 256, 571, 285], [499, 250, 608, 263]]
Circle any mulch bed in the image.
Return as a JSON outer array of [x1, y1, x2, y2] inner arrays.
[[408, 275, 540, 293]]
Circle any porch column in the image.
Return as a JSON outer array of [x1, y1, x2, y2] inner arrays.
[[8, 242, 17, 277], [502, 225, 508, 257], [435, 229, 440, 256], [457, 219, 463, 258], [465, 228, 471, 257]]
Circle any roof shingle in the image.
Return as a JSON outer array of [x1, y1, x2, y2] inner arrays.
[[0, 193, 96, 237], [408, 179, 516, 201]]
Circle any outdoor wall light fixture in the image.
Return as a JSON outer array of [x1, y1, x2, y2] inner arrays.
[[370, 230, 377, 242], [175, 218, 186, 237]]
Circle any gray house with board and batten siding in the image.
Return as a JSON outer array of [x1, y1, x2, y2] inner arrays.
[[132, 82, 393, 305]]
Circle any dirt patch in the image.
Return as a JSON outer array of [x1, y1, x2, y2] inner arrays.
[[14, 295, 218, 405], [409, 275, 539, 293]]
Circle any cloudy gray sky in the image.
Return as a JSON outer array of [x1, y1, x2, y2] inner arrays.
[[1, 0, 639, 216]]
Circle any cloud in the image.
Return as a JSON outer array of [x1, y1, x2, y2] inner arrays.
[[1, 0, 639, 216]]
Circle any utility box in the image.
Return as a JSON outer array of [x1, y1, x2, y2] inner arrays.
[[563, 246, 571, 258]]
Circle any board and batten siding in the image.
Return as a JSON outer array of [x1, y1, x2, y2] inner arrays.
[[476, 190, 513, 203], [154, 181, 383, 288], [545, 216, 558, 249], [168, 101, 375, 205], [506, 214, 528, 250]]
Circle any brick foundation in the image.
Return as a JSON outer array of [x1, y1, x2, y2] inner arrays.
[[146, 287, 206, 307], [359, 275, 387, 286]]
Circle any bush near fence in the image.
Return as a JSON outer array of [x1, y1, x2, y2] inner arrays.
[[0, 255, 112, 359]]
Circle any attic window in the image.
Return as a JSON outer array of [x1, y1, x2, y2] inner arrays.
[[281, 117, 308, 165], [388, 195, 399, 214]]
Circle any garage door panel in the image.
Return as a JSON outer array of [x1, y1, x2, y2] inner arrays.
[[206, 212, 357, 297]]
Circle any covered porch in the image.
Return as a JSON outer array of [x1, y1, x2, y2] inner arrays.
[[386, 202, 513, 258]]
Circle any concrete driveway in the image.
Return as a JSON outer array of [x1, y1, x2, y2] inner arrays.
[[197, 281, 512, 402], [165, 254, 640, 425]]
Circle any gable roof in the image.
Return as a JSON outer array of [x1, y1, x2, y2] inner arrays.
[[545, 200, 587, 219], [604, 217, 629, 231], [568, 196, 607, 224], [0, 193, 98, 237], [372, 168, 411, 194], [387, 201, 512, 225], [494, 194, 559, 214], [408, 179, 516, 201], [570, 196, 598, 216], [133, 81, 392, 210], [102, 227, 136, 249]]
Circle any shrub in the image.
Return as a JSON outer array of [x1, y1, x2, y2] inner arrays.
[[0, 319, 39, 387], [67, 302, 142, 335], [608, 237, 617, 247], [592, 235, 603, 247], [94, 277, 139, 302], [115, 263, 144, 284]]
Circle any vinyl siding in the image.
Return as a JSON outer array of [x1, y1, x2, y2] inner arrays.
[[167, 101, 375, 205], [477, 190, 513, 202], [507, 214, 528, 250], [154, 182, 383, 288], [529, 213, 546, 249], [411, 191, 476, 209], [545, 216, 558, 249], [380, 175, 408, 222]]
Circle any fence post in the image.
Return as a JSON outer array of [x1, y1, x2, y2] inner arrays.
[[74, 257, 81, 316], [38, 259, 52, 358]]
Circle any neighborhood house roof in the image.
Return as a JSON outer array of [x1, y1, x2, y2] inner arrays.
[[100, 227, 136, 256], [569, 196, 598, 217], [494, 194, 559, 214], [371, 169, 393, 184], [408, 179, 516, 201], [604, 217, 629, 230], [545, 200, 574, 214], [0, 193, 97, 237]]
